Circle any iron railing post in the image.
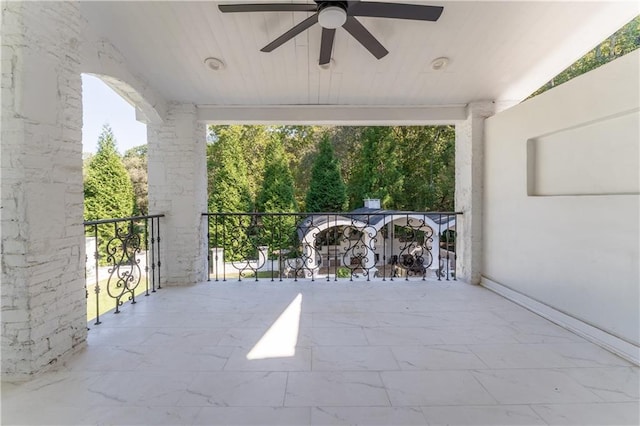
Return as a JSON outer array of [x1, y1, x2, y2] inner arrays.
[[84, 214, 164, 327]]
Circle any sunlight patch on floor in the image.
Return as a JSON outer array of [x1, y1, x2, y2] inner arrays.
[[246, 293, 302, 360]]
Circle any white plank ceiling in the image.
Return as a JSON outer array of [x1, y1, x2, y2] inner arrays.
[[79, 1, 639, 107]]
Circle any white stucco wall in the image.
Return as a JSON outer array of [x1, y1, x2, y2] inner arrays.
[[455, 102, 495, 284], [80, 22, 166, 125], [483, 51, 639, 349]]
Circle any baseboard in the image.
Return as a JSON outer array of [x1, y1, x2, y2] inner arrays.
[[481, 277, 639, 366]]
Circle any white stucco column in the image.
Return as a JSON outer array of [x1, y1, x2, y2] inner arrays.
[[1, 2, 87, 379], [455, 101, 495, 284], [147, 103, 208, 285]]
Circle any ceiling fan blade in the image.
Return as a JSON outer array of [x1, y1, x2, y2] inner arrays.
[[319, 28, 336, 65], [261, 14, 319, 52], [219, 4, 317, 13], [342, 16, 388, 60], [348, 2, 443, 21]]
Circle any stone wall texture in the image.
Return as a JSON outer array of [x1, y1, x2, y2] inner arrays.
[[1, 1, 87, 379], [148, 103, 208, 286]]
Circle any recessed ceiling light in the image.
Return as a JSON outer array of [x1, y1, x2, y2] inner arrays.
[[204, 57, 225, 71], [431, 57, 449, 71]]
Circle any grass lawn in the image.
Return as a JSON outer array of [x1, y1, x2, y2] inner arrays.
[[86, 274, 152, 323]]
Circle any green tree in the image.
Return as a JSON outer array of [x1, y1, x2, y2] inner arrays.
[[256, 139, 298, 251], [207, 126, 254, 260], [273, 125, 327, 208], [84, 124, 134, 220], [256, 139, 297, 213], [209, 125, 273, 202], [328, 126, 362, 187], [347, 127, 404, 209], [305, 135, 347, 212], [532, 16, 639, 97], [82, 152, 93, 181], [395, 126, 455, 211], [123, 145, 148, 216], [83, 125, 135, 266]]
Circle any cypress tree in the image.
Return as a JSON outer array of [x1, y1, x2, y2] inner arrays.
[[83, 124, 135, 265], [207, 126, 253, 214], [305, 136, 347, 212], [256, 139, 297, 213], [256, 139, 298, 252], [207, 126, 253, 260], [84, 124, 134, 220]]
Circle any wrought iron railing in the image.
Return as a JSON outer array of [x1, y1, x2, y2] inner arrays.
[[203, 211, 461, 282], [84, 214, 164, 325]]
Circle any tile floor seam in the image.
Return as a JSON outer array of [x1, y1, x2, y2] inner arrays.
[[528, 404, 555, 426], [462, 344, 493, 369], [187, 405, 205, 425], [282, 371, 290, 408], [178, 372, 207, 407], [526, 401, 640, 406], [218, 347, 234, 371], [377, 371, 396, 408], [468, 369, 502, 405], [422, 404, 552, 426]]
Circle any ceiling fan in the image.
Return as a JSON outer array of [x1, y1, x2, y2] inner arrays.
[[218, 1, 444, 65]]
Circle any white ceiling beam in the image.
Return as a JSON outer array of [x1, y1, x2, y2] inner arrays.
[[196, 105, 468, 125]]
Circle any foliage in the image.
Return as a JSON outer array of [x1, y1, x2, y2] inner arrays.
[[329, 126, 362, 183], [344, 126, 455, 211], [336, 267, 351, 278], [272, 125, 327, 209], [83, 124, 135, 265], [395, 126, 455, 211], [305, 135, 348, 212], [209, 125, 274, 202], [82, 153, 94, 181], [205, 124, 455, 215], [84, 124, 134, 221], [256, 138, 297, 213], [532, 16, 640, 97], [123, 145, 148, 216], [256, 139, 298, 252], [207, 126, 254, 260], [347, 127, 404, 209], [207, 126, 254, 214]]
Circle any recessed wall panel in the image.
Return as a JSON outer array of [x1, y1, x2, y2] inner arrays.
[[528, 110, 639, 196]]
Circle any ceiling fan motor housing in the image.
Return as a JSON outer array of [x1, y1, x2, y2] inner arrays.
[[317, 1, 348, 29]]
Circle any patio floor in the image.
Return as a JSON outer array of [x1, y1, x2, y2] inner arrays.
[[2, 279, 638, 425]]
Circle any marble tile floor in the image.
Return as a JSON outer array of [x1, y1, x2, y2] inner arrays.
[[2, 279, 638, 425]]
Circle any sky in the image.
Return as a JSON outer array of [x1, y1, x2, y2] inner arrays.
[[82, 74, 147, 154]]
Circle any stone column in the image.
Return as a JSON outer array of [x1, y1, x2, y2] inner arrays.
[[1, 2, 87, 379], [147, 103, 208, 285], [455, 102, 495, 284]]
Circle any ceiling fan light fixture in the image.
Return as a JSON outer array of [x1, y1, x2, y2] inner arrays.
[[318, 6, 347, 29], [204, 57, 225, 71]]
